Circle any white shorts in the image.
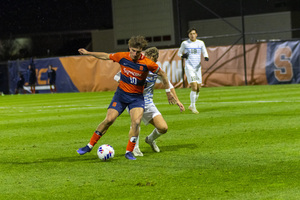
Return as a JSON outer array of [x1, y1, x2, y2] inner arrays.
[[185, 65, 202, 84], [142, 102, 161, 125]]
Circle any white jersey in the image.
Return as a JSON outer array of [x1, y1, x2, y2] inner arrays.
[[143, 71, 173, 105], [143, 72, 158, 105], [178, 39, 209, 69]]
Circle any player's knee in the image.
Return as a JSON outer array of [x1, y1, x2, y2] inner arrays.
[[131, 120, 141, 129], [104, 116, 116, 126], [158, 125, 168, 134], [191, 86, 197, 91]]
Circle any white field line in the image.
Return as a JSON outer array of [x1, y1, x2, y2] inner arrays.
[[0, 104, 107, 110], [155, 100, 300, 105], [1, 100, 300, 110]]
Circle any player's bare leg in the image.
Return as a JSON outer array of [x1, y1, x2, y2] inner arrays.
[[145, 115, 168, 152], [77, 109, 119, 155], [189, 82, 199, 114], [125, 107, 143, 160]]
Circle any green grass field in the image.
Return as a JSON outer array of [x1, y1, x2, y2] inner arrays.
[[1, 84, 299, 200]]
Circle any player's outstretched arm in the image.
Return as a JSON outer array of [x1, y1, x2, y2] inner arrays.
[[78, 48, 110, 60], [157, 70, 177, 105], [170, 88, 185, 112]]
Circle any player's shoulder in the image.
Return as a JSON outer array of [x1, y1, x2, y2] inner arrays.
[[110, 52, 129, 58], [140, 55, 157, 65], [182, 40, 190, 44], [195, 39, 204, 42], [110, 52, 130, 61], [196, 39, 205, 44], [141, 57, 160, 73], [179, 40, 187, 46], [111, 52, 128, 56]]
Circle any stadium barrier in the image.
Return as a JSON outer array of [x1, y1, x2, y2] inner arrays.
[[8, 41, 300, 94]]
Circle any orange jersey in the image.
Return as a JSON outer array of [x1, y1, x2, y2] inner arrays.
[[109, 52, 160, 94]]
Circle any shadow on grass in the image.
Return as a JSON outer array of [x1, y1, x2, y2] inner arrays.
[[144, 143, 198, 153], [2, 152, 127, 165], [2, 143, 198, 165]]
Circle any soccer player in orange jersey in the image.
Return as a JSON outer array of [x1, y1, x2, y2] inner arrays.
[[77, 36, 177, 160], [114, 47, 185, 156]]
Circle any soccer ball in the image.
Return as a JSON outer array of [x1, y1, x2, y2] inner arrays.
[[97, 144, 115, 161]]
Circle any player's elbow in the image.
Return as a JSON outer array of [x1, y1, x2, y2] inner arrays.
[[157, 69, 167, 79]]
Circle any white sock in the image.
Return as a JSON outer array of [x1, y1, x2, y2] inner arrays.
[[190, 91, 197, 107], [130, 136, 137, 142], [196, 92, 200, 101], [133, 127, 140, 150], [134, 136, 140, 149], [87, 143, 93, 149], [147, 128, 162, 142]]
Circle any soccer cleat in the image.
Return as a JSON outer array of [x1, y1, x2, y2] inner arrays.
[[77, 145, 92, 155], [145, 137, 160, 152], [133, 147, 144, 157], [125, 152, 136, 160], [188, 106, 199, 114]]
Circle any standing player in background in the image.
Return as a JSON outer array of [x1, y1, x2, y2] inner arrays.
[[77, 36, 177, 160], [178, 28, 209, 114], [114, 47, 185, 156], [15, 72, 25, 94], [48, 65, 57, 93], [28, 64, 37, 94]]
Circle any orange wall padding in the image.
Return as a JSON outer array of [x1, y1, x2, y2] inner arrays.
[[59, 43, 268, 92]]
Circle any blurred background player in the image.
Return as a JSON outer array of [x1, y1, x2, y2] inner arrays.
[[114, 47, 185, 156], [178, 28, 209, 114], [48, 65, 57, 93], [77, 36, 177, 160], [15, 72, 25, 94], [28, 64, 37, 94]]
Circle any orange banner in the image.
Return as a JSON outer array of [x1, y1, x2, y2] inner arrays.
[[60, 56, 120, 92], [58, 43, 268, 92], [202, 43, 268, 87]]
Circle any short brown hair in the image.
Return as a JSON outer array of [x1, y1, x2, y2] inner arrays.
[[128, 35, 148, 50], [187, 27, 197, 35], [145, 47, 159, 62]]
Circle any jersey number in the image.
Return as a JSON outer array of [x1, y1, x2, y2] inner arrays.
[[191, 49, 198, 54], [130, 77, 137, 85]]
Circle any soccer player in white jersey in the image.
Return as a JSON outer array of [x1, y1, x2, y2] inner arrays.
[[178, 28, 209, 114], [114, 47, 185, 156]]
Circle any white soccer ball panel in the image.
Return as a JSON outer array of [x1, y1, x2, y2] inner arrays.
[[97, 144, 115, 161]]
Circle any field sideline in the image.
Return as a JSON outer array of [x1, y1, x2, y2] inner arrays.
[[0, 84, 299, 200]]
